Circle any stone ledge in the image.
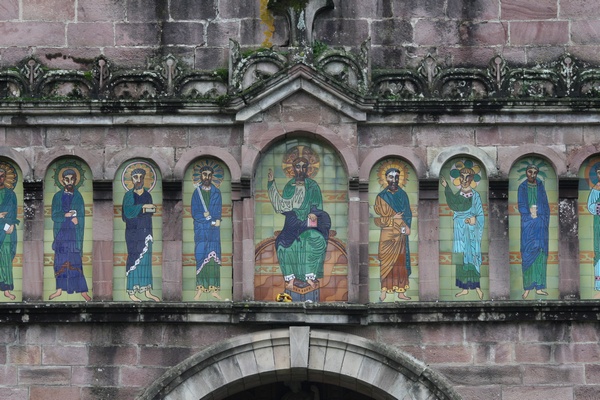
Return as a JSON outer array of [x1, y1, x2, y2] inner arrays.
[[1, 301, 598, 325]]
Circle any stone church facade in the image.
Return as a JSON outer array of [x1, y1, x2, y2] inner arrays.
[[0, 0, 599, 399]]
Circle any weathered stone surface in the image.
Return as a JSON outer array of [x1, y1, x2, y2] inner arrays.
[[206, 20, 240, 47], [371, 19, 412, 46], [0, 22, 66, 46], [162, 22, 206, 46], [23, 0, 75, 22], [314, 19, 369, 46], [68, 23, 114, 47], [115, 23, 162, 46], [171, 0, 217, 21], [560, 0, 600, 19], [447, 0, 499, 20], [572, 20, 600, 45], [510, 21, 569, 46], [18, 366, 71, 385], [501, 0, 557, 20], [126, 0, 169, 22], [77, 0, 126, 22], [0, 0, 18, 21]]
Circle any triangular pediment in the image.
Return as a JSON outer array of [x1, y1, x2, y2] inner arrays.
[[234, 64, 367, 122]]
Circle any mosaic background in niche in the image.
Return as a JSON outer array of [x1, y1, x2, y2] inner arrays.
[[368, 158, 419, 302], [113, 159, 163, 302], [182, 158, 232, 301], [508, 157, 558, 300], [44, 158, 93, 302], [254, 139, 348, 302], [439, 158, 489, 301], [0, 158, 22, 302], [578, 156, 600, 300]]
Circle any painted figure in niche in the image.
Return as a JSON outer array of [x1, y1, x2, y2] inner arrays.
[[191, 160, 223, 300], [517, 160, 550, 299], [440, 160, 484, 299], [50, 163, 90, 301], [267, 145, 330, 295], [374, 162, 412, 301], [0, 162, 19, 300], [122, 162, 160, 302], [585, 162, 600, 299]]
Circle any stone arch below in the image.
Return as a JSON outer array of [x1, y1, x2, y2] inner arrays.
[[138, 328, 462, 400]]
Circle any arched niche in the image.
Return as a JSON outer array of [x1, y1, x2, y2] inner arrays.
[[138, 328, 462, 400]]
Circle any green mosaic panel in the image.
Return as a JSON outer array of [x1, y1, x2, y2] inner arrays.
[[182, 158, 233, 301], [578, 156, 600, 299], [43, 158, 93, 302], [112, 159, 163, 302], [508, 157, 558, 300], [367, 158, 419, 302], [438, 157, 489, 301], [254, 139, 348, 302], [0, 158, 23, 302]]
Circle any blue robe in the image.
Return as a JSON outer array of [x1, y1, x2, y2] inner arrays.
[[0, 188, 19, 291], [445, 186, 484, 289], [52, 189, 88, 293], [518, 179, 550, 290], [122, 189, 154, 293], [191, 185, 222, 289], [587, 188, 600, 291]]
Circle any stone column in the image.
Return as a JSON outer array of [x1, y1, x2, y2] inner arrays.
[[357, 180, 370, 303], [236, 179, 253, 301], [22, 181, 43, 301], [418, 180, 440, 301], [346, 178, 361, 303], [488, 180, 510, 300], [230, 180, 244, 301], [162, 181, 183, 301], [92, 181, 114, 300], [558, 179, 579, 299]]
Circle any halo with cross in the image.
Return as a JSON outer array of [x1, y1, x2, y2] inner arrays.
[[281, 145, 320, 179]]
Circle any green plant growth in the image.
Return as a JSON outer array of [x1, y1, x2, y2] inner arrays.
[[213, 68, 229, 82], [312, 40, 328, 59]]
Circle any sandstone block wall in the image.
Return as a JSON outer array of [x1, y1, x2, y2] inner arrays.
[[2, 1, 600, 71]]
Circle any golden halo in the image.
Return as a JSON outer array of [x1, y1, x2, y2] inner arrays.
[[377, 159, 409, 189], [53, 160, 86, 190], [121, 161, 157, 192], [281, 145, 320, 179], [0, 160, 18, 189]]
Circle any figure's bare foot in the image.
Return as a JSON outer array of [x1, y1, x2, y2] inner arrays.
[[4, 290, 15, 300], [129, 294, 142, 302], [536, 290, 548, 296], [145, 290, 160, 302], [211, 291, 222, 300], [194, 290, 202, 300], [455, 289, 469, 297], [307, 279, 318, 289], [81, 292, 91, 302], [49, 289, 63, 300], [379, 291, 386, 302], [522, 290, 530, 299], [285, 279, 295, 291], [397, 293, 411, 301], [594, 292, 600, 299], [475, 288, 484, 300]]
